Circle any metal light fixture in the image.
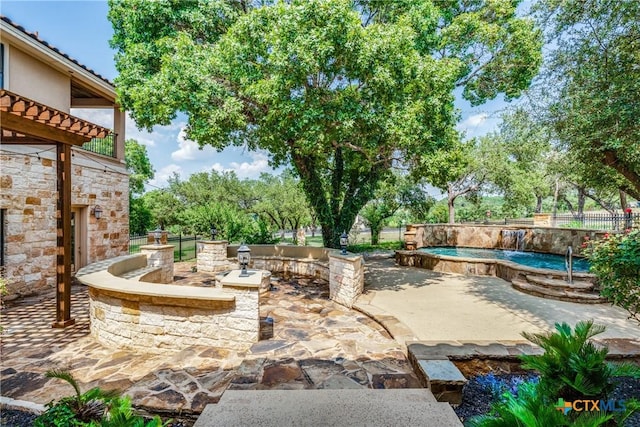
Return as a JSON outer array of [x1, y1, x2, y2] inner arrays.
[[92, 205, 103, 219], [340, 231, 348, 255], [237, 244, 251, 277], [154, 227, 162, 245], [210, 225, 217, 241]]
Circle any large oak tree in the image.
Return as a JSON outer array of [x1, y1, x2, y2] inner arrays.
[[109, 0, 541, 247]]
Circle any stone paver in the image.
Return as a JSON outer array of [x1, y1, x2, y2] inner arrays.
[[0, 262, 418, 422]]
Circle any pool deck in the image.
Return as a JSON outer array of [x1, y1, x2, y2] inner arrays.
[[357, 258, 640, 343]]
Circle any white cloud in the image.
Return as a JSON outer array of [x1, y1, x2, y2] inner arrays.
[[148, 164, 183, 188], [171, 128, 217, 161], [209, 151, 272, 179], [460, 113, 489, 128]]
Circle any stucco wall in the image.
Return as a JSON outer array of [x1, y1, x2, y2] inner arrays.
[[7, 45, 70, 112], [404, 224, 609, 256], [0, 144, 129, 298]]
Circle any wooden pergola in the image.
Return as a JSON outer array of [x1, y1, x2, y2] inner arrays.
[[1, 89, 111, 328]]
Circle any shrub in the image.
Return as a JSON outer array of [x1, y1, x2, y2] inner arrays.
[[583, 229, 640, 324], [469, 321, 640, 426], [520, 321, 640, 402], [34, 370, 166, 427]]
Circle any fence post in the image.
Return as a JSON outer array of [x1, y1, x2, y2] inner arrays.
[[179, 233, 183, 261]]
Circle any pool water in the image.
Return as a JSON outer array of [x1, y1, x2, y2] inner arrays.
[[420, 247, 591, 273]]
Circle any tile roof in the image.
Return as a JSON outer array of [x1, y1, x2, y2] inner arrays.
[[0, 15, 114, 87]]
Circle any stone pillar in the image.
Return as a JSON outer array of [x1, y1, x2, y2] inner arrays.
[[329, 252, 364, 308], [140, 245, 174, 283], [296, 228, 306, 246], [533, 214, 551, 227], [220, 270, 264, 345], [147, 231, 168, 245], [197, 240, 229, 272], [404, 224, 418, 250]]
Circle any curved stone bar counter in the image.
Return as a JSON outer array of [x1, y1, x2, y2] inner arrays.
[[76, 250, 262, 353]]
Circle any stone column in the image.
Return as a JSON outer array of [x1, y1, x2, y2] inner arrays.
[[329, 252, 364, 308], [404, 224, 418, 250], [146, 231, 168, 245], [220, 270, 263, 345], [140, 244, 174, 283], [197, 240, 229, 272]]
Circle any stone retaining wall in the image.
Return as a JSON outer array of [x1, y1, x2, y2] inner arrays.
[[404, 224, 609, 256], [81, 253, 261, 353], [88, 284, 259, 352], [223, 245, 363, 307]]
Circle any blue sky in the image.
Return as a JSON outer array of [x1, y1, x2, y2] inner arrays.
[[1, 0, 505, 189]]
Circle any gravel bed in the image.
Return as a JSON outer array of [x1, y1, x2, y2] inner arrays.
[[455, 374, 640, 426]]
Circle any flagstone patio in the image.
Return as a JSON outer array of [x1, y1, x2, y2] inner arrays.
[[0, 262, 419, 422]]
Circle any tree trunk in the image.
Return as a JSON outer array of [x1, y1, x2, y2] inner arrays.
[[447, 185, 456, 224], [577, 188, 586, 216], [370, 223, 382, 245], [535, 195, 543, 213], [619, 190, 628, 210]]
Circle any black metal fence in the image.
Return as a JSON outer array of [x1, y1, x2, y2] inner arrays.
[[129, 233, 202, 262], [551, 212, 639, 231], [463, 212, 638, 231], [80, 133, 116, 158]]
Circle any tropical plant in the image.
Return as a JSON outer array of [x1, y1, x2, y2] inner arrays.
[[520, 321, 640, 402], [583, 230, 640, 324], [34, 369, 165, 427], [467, 380, 613, 427]]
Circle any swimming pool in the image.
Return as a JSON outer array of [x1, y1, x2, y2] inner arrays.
[[419, 247, 590, 273]]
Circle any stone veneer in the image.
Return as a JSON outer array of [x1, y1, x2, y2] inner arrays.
[[329, 253, 365, 308], [224, 245, 364, 307], [82, 254, 261, 353], [89, 284, 259, 352], [0, 144, 129, 298], [404, 224, 609, 256], [140, 244, 174, 283], [197, 240, 231, 272]]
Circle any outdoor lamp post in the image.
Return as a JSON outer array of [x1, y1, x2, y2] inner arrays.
[[154, 227, 162, 245], [340, 231, 348, 255], [237, 244, 251, 277], [210, 226, 217, 241]]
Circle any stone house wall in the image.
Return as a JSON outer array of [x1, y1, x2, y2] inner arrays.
[[0, 144, 129, 298]]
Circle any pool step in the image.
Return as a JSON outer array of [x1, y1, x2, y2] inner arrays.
[[525, 275, 595, 293], [512, 279, 608, 304]]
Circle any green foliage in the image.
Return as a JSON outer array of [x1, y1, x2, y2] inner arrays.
[[534, 0, 640, 199], [584, 230, 640, 324], [347, 240, 403, 253], [109, 0, 541, 247], [128, 197, 153, 235], [425, 203, 448, 224], [125, 140, 154, 196], [34, 370, 166, 427], [520, 321, 640, 401], [467, 381, 575, 427], [470, 321, 640, 426]]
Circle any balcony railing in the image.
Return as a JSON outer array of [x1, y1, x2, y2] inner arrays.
[[80, 132, 116, 158]]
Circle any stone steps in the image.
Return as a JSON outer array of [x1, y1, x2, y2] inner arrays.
[[194, 389, 462, 426], [525, 275, 595, 293], [512, 279, 607, 304]]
